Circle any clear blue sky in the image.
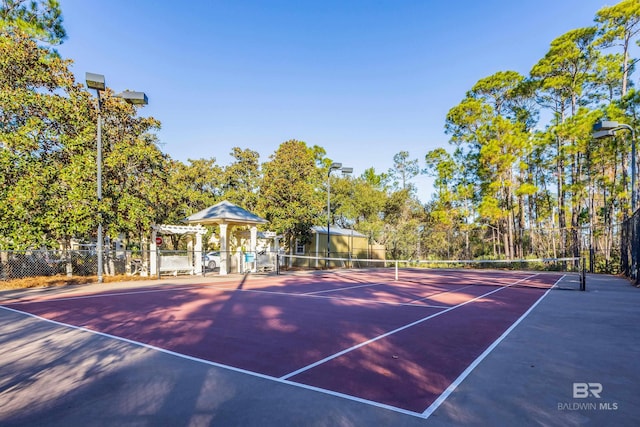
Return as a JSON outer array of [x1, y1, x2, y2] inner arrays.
[[57, 0, 610, 201]]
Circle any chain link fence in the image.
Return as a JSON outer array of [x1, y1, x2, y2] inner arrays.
[[0, 249, 282, 282], [3, 228, 629, 282], [0, 250, 97, 281], [419, 224, 621, 274], [0, 249, 158, 281]]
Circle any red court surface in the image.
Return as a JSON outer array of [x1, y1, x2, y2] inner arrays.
[[2, 269, 563, 418]]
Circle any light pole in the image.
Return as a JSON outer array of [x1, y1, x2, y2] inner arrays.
[[326, 162, 353, 267], [593, 120, 637, 212], [86, 72, 148, 283]]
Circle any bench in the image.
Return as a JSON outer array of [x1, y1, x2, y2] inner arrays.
[[256, 253, 275, 272], [159, 255, 194, 276]]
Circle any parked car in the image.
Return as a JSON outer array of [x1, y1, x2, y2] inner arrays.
[[204, 251, 221, 269]]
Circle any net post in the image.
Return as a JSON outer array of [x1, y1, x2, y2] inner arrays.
[[580, 256, 586, 291], [395, 260, 398, 281]]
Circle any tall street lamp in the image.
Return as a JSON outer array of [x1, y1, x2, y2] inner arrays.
[[327, 162, 353, 267], [593, 120, 637, 212], [86, 72, 148, 283]]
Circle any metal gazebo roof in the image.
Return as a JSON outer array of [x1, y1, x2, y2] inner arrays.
[[184, 200, 268, 226]]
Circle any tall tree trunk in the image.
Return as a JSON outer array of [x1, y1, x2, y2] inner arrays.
[[571, 149, 582, 261], [557, 135, 567, 257], [502, 223, 510, 259], [518, 194, 525, 257], [507, 212, 515, 259]]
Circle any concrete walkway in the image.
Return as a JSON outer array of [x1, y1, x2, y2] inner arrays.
[[0, 273, 638, 426]]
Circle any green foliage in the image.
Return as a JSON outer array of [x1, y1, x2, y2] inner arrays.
[[222, 147, 260, 211], [0, 0, 66, 45], [0, 27, 165, 249], [158, 158, 220, 225], [530, 26, 599, 116], [427, 1, 640, 265], [330, 168, 389, 244], [594, 0, 640, 94], [381, 189, 425, 259], [0, 28, 89, 248], [361, 166, 388, 189], [258, 140, 324, 246], [4, 0, 640, 271], [86, 90, 167, 242], [388, 151, 419, 192]]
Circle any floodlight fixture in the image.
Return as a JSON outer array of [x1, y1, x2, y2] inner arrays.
[[85, 72, 105, 90], [116, 90, 148, 105], [592, 130, 615, 139], [593, 120, 619, 131]]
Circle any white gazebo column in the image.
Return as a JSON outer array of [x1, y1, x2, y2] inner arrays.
[[194, 232, 203, 275], [273, 236, 280, 270], [219, 222, 228, 275], [250, 226, 257, 272], [187, 237, 194, 275], [250, 226, 258, 252]]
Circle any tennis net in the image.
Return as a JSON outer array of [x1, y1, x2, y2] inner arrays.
[[277, 254, 587, 289]]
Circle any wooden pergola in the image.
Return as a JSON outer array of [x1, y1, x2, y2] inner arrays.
[[149, 224, 207, 276]]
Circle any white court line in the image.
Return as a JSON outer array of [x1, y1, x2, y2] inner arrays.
[[279, 273, 541, 381], [7, 277, 259, 305], [304, 268, 536, 299], [301, 281, 485, 307], [0, 304, 426, 419], [421, 274, 566, 419], [6, 285, 205, 305], [303, 282, 386, 295], [218, 287, 451, 309], [304, 279, 482, 298], [7, 280, 447, 310]]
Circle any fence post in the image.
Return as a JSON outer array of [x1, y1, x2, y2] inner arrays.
[[65, 250, 73, 277]]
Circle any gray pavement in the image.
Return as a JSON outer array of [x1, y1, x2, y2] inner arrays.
[[0, 272, 639, 426]]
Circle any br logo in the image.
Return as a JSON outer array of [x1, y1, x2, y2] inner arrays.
[[573, 383, 602, 398]]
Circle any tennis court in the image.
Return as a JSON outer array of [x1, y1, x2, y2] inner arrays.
[[1, 263, 571, 419]]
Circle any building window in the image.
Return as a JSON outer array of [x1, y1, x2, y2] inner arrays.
[[295, 239, 305, 254]]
